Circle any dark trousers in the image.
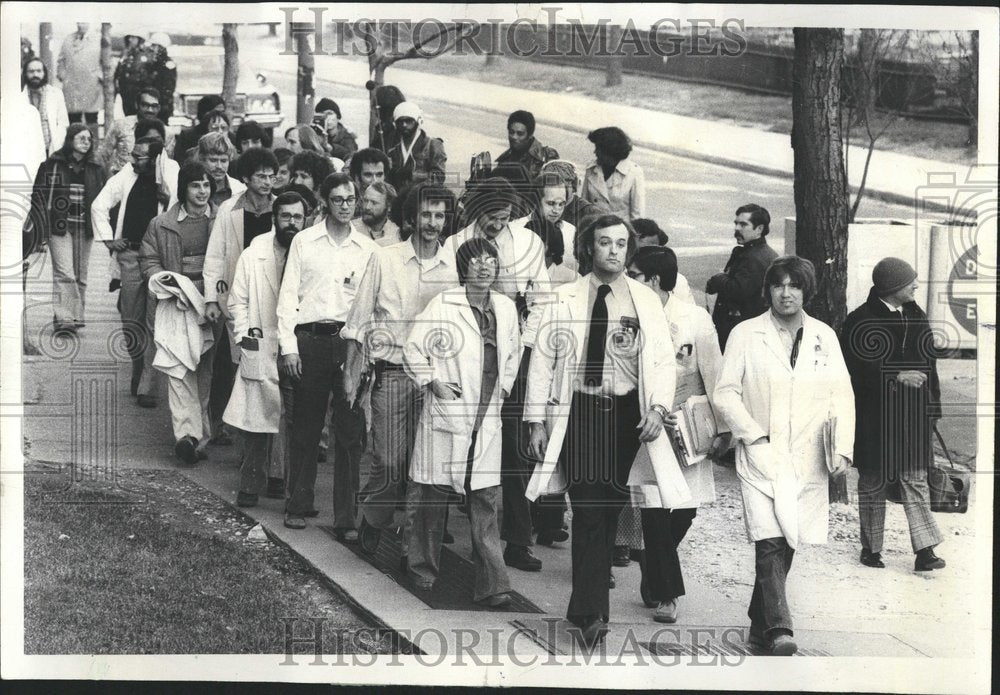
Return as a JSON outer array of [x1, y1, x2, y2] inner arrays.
[[747, 537, 795, 637], [640, 507, 697, 602], [500, 348, 534, 548], [210, 329, 237, 434], [562, 391, 643, 626], [286, 331, 364, 523], [239, 430, 271, 495]]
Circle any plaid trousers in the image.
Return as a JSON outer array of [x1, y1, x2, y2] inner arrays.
[[858, 467, 943, 553]]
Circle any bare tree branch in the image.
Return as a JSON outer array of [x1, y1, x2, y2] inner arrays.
[[383, 24, 460, 67]]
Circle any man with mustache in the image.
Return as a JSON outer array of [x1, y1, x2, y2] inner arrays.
[[225, 191, 310, 506], [706, 204, 778, 351], [21, 57, 69, 156]]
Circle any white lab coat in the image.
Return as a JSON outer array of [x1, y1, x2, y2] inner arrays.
[[524, 274, 689, 507], [90, 159, 179, 280], [22, 85, 69, 155], [204, 190, 271, 362], [712, 311, 856, 548], [404, 288, 521, 494], [223, 232, 283, 433], [630, 296, 724, 508], [147, 271, 214, 379]]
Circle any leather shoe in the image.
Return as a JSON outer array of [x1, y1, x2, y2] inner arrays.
[[236, 491, 258, 507], [654, 599, 678, 624], [174, 436, 198, 465], [477, 592, 512, 609], [915, 547, 946, 571], [860, 549, 885, 568], [536, 528, 569, 545], [770, 633, 798, 656], [572, 617, 609, 648], [504, 545, 542, 572], [283, 514, 306, 530], [265, 477, 285, 499], [359, 519, 381, 554], [612, 545, 631, 567], [137, 394, 158, 409]]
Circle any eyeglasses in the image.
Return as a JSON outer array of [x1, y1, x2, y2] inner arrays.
[[251, 172, 277, 182], [276, 212, 306, 222], [329, 196, 357, 208], [469, 257, 500, 268]]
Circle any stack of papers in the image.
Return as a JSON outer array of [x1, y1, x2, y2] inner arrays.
[[672, 395, 718, 467]]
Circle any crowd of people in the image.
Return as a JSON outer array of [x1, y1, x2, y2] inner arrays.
[[18, 30, 948, 656]]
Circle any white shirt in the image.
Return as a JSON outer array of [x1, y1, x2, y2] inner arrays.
[[276, 221, 378, 355]]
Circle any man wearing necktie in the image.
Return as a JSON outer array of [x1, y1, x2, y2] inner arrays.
[[525, 214, 679, 647]]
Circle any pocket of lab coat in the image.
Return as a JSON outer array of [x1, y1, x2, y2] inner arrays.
[[239, 346, 265, 381], [742, 442, 774, 481], [429, 396, 463, 434]]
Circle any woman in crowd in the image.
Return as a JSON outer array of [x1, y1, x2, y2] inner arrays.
[[402, 238, 520, 607], [713, 255, 855, 656], [580, 126, 645, 221], [626, 246, 730, 623], [314, 98, 359, 162], [28, 123, 107, 333]]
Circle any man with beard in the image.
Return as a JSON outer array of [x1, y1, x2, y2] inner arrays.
[[706, 204, 778, 351], [354, 181, 400, 246], [386, 101, 446, 190], [495, 110, 559, 181], [277, 173, 378, 531], [225, 191, 308, 506], [21, 57, 69, 156], [92, 135, 178, 407], [99, 88, 177, 175], [342, 183, 459, 552], [138, 162, 218, 463]]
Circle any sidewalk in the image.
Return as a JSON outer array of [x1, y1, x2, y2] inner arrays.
[[19, 252, 986, 660], [254, 40, 972, 211]]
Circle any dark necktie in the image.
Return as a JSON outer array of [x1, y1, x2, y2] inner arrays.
[[583, 284, 612, 387]]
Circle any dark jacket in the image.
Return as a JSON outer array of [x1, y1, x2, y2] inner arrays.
[[708, 236, 778, 350], [561, 195, 607, 236], [327, 123, 359, 162], [28, 151, 107, 247], [387, 130, 447, 189], [840, 287, 941, 477], [496, 137, 559, 181]]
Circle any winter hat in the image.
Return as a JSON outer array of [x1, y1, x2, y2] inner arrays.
[[872, 257, 917, 296], [314, 98, 341, 119], [393, 101, 423, 124]]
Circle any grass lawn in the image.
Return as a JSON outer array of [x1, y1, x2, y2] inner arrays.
[[400, 53, 976, 167], [23, 463, 403, 655]]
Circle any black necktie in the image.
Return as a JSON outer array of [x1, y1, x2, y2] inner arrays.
[[584, 284, 612, 387]]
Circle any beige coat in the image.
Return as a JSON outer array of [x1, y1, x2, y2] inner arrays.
[[630, 296, 724, 509], [713, 311, 856, 548], [524, 275, 688, 507], [404, 288, 521, 494], [222, 232, 283, 433]]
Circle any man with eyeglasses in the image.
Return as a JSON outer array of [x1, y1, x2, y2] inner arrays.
[[225, 191, 310, 505], [204, 148, 279, 446], [277, 173, 378, 531], [342, 183, 459, 553], [446, 177, 551, 573], [98, 87, 176, 176], [92, 134, 178, 407]]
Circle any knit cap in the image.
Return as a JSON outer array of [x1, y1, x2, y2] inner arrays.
[[872, 257, 917, 295]]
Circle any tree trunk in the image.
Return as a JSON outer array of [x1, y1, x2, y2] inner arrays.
[[222, 24, 240, 117], [100, 23, 115, 140], [295, 24, 315, 125], [966, 31, 978, 148], [792, 28, 850, 503], [606, 25, 623, 87], [38, 23, 53, 74]]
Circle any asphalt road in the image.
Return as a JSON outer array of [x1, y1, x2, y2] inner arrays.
[[174, 42, 915, 294]]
